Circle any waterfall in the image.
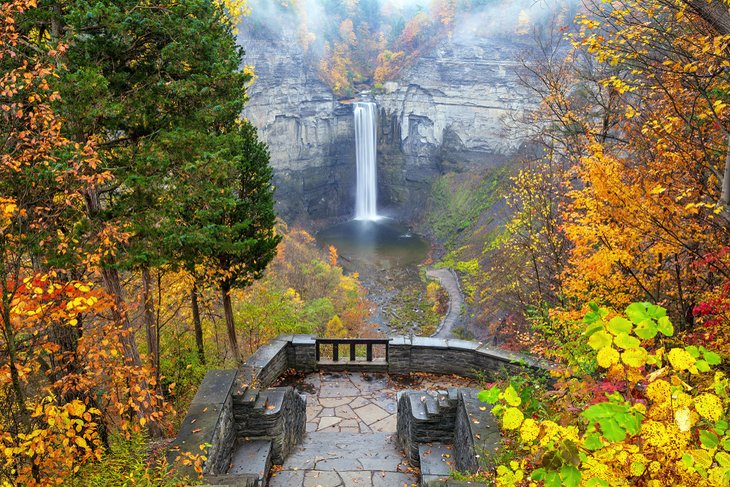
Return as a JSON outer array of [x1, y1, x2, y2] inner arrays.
[[354, 101, 378, 221]]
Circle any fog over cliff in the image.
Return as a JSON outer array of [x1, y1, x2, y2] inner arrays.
[[237, 0, 577, 222]]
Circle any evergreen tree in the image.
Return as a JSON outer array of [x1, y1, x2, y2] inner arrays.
[[17, 0, 278, 393], [202, 122, 281, 363]]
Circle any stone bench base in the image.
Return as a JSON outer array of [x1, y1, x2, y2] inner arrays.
[[227, 440, 272, 483], [419, 443, 454, 486], [317, 360, 388, 373]]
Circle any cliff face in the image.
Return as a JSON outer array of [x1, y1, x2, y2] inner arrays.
[[238, 25, 532, 223], [375, 36, 532, 219], [237, 24, 356, 222]]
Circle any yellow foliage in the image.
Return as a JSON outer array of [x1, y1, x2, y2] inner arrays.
[[483, 306, 730, 486], [213, 0, 250, 30], [325, 315, 348, 338]]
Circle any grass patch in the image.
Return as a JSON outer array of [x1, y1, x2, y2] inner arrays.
[[64, 433, 192, 487]]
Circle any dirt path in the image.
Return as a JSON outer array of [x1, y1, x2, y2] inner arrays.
[[425, 267, 464, 338]]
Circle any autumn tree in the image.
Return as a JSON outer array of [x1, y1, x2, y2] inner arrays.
[[1, 1, 168, 483], [555, 0, 730, 339], [478, 0, 730, 355], [325, 315, 348, 338]]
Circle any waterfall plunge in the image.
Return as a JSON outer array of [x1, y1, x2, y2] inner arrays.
[[354, 102, 379, 221]]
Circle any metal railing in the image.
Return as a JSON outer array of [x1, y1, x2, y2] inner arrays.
[[315, 338, 389, 363]]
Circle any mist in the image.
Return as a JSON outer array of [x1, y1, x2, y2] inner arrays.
[[240, 0, 579, 96], [243, 0, 578, 40]]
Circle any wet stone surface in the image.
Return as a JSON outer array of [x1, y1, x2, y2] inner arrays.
[[269, 371, 477, 487]]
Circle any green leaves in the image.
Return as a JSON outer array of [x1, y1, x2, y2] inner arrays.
[[656, 316, 674, 336], [691, 346, 722, 372], [503, 385, 522, 407], [716, 451, 730, 467], [582, 396, 642, 442], [634, 319, 658, 340], [705, 350, 722, 365], [621, 348, 648, 367], [545, 471, 561, 487], [607, 316, 632, 335], [477, 386, 500, 404], [625, 302, 650, 323], [700, 430, 719, 449], [614, 333, 640, 349], [538, 466, 581, 487], [584, 432, 604, 450], [586, 478, 609, 487], [586, 304, 675, 370], [561, 465, 581, 487], [623, 303, 673, 339]]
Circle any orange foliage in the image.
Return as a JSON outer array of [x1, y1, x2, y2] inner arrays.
[[481, 0, 730, 355], [398, 11, 431, 51], [0, 2, 171, 484], [374, 49, 405, 84], [559, 0, 730, 339], [431, 0, 456, 28]]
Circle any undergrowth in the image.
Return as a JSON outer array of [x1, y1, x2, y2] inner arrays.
[[64, 433, 191, 487]]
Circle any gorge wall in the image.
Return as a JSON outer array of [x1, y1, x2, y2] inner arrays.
[[237, 22, 356, 221], [375, 35, 533, 220], [237, 23, 534, 223]]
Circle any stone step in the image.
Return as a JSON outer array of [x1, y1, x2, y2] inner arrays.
[[436, 390, 450, 409], [226, 439, 273, 485], [408, 393, 430, 421], [418, 443, 455, 487], [200, 473, 260, 487], [424, 396, 440, 417], [254, 389, 285, 415], [243, 388, 259, 405], [447, 387, 460, 402]]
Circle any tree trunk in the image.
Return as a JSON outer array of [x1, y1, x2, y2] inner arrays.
[[220, 283, 242, 363], [101, 266, 143, 367], [141, 267, 159, 382], [100, 266, 163, 437], [720, 134, 730, 220], [676, 1, 730, 221], [683, 0, 730, 36], [191, 281, 206, 364]]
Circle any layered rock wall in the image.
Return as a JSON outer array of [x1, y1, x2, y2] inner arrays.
[[237, 23, 356, 221], [375, 37, 532, 219], [238, 24, 533, 222]]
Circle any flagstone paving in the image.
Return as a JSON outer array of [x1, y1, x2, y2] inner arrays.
[[269, 371, 477, 487]]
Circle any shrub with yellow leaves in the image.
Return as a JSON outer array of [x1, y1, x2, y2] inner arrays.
[[478, 302, 729, 487]]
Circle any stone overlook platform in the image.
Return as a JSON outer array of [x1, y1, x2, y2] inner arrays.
[[167, 335, 550, 486]]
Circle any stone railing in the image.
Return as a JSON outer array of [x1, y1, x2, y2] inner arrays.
[[287, 334, 549, 379], [396, 388, 500, 483], [167, 334, 550, 483]]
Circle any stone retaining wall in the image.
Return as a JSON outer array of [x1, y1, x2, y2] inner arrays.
[[236, 334, 549, 383], [396, 389, 460, 464], [396, 388, 499, 473], [169, 334, 548, 480], [232, 387, 306, 463], [387, 336, 548, 380], [236, 338, 290, 389], [454, 390, 500, 472], [166, 369, 238, 477]]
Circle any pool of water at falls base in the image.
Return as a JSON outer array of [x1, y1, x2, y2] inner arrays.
[[316, 218, 431, 334]]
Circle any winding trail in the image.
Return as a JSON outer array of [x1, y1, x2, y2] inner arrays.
[[425, 267, 464, 338]]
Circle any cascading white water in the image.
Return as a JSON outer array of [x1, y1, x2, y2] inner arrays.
[[354, 101, 378, 221]]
